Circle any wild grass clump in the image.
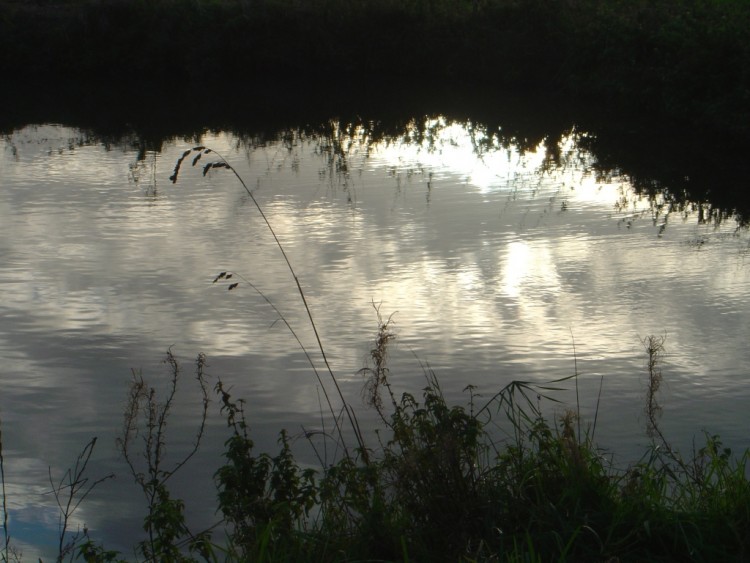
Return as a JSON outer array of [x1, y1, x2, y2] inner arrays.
[[65, 343, 745, 562], [4, 351, 744, 561]]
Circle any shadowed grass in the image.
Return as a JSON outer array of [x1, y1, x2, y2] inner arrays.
[[103, 343, 746, 563]]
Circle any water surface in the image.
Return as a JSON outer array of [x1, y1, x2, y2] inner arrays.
[[1, 120, 749, 557]]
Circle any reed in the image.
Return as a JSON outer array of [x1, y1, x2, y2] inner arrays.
[[171, 146, 367, 461]]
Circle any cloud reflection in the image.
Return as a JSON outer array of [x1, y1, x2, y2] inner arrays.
[[1, 120, 750, 555]]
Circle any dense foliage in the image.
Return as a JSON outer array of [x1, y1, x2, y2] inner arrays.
[[1, 0, 749, 137]]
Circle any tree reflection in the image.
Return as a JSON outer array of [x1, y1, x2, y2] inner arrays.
[[2, 81, 748, 228]]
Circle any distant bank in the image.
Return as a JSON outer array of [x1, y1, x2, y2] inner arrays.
[[2, 0, 749, 139]]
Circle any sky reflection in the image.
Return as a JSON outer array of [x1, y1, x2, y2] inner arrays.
[[1, 120, 749, 557]]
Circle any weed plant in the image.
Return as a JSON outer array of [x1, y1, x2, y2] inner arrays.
[[73, 342, 749, 562]]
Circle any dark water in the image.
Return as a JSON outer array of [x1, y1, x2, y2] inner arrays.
[[1, 91, 749, 557]]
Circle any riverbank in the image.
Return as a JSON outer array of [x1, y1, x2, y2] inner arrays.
[[18, 343, 750, 562], [2, 0, 749, 139]]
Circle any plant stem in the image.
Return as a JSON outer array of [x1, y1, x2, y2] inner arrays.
[[0, 416, 9, 563], [189, 148, 367, 459]]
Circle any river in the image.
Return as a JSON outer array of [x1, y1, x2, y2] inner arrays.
[[1, 95, 749, 558]]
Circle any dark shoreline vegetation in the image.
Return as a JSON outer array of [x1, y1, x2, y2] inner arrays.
[[3, 81, 750, 227], [1, 0, 749, 138], [1, 147, 749, 562], [3, 0, 750, 225]]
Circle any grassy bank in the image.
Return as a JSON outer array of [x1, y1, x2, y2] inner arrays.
[[2, 0, 749, 139], [6, 336, 749, 562]]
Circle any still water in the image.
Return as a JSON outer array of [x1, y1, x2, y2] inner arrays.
[[1, 119, 749, 557]]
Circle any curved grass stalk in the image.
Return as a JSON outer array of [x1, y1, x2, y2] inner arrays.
[[171, 147, 366, 459], [214, 270, 349, 455]]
